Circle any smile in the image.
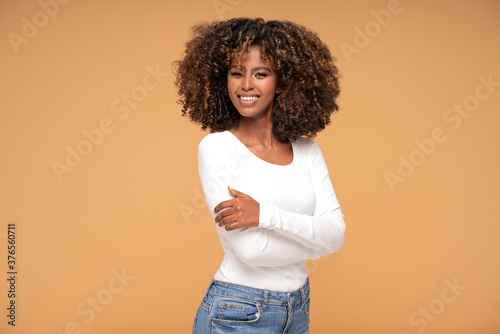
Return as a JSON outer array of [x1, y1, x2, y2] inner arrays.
[[238, 95, 260, 101]]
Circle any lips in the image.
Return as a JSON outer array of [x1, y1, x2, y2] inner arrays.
[[238, 95, 260, 102]]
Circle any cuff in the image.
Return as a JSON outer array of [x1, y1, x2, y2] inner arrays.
[[258, 203, 274, 229]]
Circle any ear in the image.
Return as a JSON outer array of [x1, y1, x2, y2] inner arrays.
[[275, 86, 283, 94]]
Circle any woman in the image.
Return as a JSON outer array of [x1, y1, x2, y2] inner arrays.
[[174, 17, 346, 333]]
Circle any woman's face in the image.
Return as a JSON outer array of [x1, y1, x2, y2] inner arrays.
[[227, 45, 281, 120]]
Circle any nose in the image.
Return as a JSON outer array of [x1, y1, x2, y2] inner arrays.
[[242, 74, 254, 91]]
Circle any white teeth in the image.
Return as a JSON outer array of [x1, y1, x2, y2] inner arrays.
[[240, 96, 258, 101]]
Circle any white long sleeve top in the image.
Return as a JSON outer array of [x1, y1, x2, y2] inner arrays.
[[198, 130, 346, 291]]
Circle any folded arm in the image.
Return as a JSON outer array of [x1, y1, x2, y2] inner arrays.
[[259, 141, 346, 258], [198, 135, 345, 267]]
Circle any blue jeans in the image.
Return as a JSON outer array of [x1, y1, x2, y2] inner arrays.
[[192, 278, 310, 333]]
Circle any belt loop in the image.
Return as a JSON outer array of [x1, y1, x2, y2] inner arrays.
[[262, 290, 269, 312], [300, 286, 306, 309], [203, 279, 214, 302]]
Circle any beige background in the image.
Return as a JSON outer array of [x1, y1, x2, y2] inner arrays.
[[1, 0, 499, 333]]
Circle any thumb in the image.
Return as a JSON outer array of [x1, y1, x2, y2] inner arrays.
[[228, 186, 248, 198]]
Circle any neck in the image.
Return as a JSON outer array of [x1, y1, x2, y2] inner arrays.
[[232, 113, 277, 147]]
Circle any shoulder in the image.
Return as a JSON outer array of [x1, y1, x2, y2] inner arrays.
[[293, 137, 328, 169], [198, 131, 240, 163], [293, 136, 322, 155], [198, 131, 231, 151]]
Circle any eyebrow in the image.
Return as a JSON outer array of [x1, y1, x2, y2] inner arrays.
[[229, 65, 272, 72]]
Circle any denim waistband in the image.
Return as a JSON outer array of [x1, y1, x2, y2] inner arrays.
[[204, 278, 309, 311]]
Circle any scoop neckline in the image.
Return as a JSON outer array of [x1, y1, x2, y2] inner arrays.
[[224, 130, 295, 167]]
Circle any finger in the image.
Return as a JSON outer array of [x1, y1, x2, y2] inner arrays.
[[224, 222, 239, 231], [217, 213, 238, 227], [228, 186, 249, 198], [214, 207, 235, 224], [214, 199, 236, 214]]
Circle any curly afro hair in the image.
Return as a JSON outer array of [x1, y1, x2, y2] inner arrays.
[[173, 17, 340, 141]]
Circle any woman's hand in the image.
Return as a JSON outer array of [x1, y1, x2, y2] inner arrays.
[[214, 186, 260, 231]]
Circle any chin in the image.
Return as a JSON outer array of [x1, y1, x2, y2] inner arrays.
[[237, 112, 264, 119]]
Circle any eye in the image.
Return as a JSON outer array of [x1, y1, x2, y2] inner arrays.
[[229, 71, 243, 77], [255, 72, 268, 78]]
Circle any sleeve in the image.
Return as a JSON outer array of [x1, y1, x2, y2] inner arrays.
[[198, 135, 318, 267], [259, 141, 346, 259]]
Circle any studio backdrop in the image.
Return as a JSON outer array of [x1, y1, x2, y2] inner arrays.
[[1, 0, 499, 333]]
